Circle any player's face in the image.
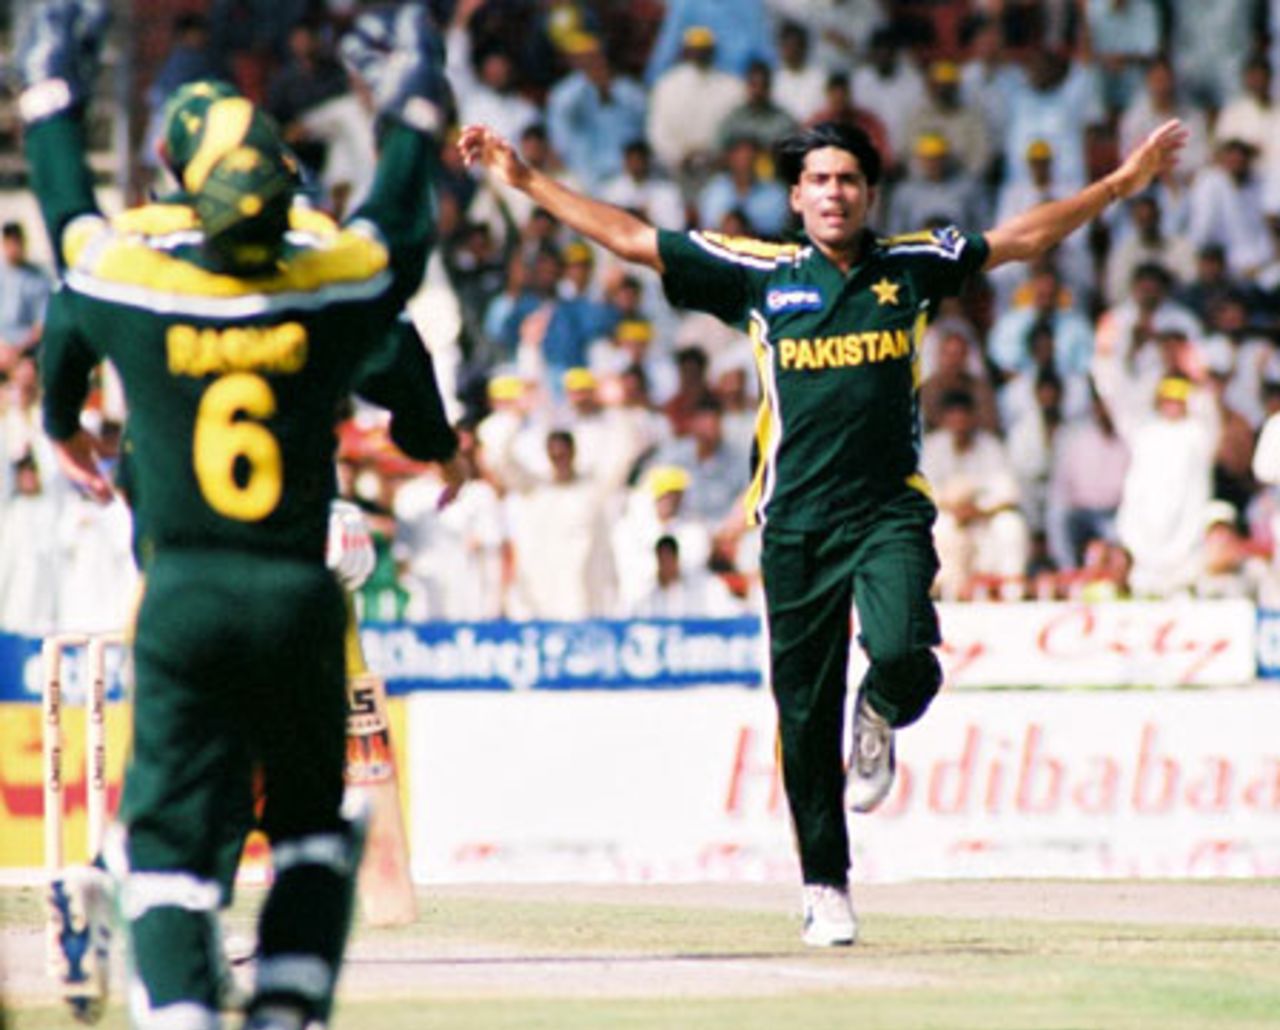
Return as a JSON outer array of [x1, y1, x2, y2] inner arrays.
[[790, 147, 875, 253]]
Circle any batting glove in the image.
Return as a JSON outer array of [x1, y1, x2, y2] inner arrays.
[[13, 0, 110, 125], [339, 4, 449, 134], [327, 499, 377, 592]]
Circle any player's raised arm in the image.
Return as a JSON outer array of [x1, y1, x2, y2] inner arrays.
[[458, 124, 663, 272], [340, 5, 449, 305], [983, 119, 1188, 270], [14, 0, 111, 267]]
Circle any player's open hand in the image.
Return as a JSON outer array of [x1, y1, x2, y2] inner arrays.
[[1110, 119, 1188, 200], [458, 125, 529, 190], [52, 430, 113, 503]]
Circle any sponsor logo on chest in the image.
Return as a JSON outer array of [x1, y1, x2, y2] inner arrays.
[[765, 286, 824, 313]]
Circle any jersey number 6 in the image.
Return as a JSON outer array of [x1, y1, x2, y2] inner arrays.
[[193, 372, 283, 521]]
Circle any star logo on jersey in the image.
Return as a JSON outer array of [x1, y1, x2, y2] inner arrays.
[[871, 278, 900, 305]]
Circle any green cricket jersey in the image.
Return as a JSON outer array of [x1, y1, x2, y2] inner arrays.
[[33, 114, 439, 562], [658, 226, 989, 530]]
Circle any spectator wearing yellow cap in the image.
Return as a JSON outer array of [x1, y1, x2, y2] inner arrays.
[[885, 132, 987, 237], [991, 137, 1095, 309], [477, 371, 553, 493], [1115, 371, 1217, 596], [612, 463, 713, 612], [546, 32, 648, 187], [1092, 309, 1220, 597], [653, 395, 751, 523], [646, 25, 746, 189], [645, 4, 776, 85], [902, 58, 992, 180], [559, 366, 629, 489], [589, 316, 679, 404], [1002, 49, 1103, 192]]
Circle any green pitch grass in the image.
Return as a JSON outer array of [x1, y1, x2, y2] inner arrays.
[[4, 884, 1279, 1029]]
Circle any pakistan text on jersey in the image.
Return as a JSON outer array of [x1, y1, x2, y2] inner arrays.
[[166, 321, 309, 377], [777, 329, 911, 371]]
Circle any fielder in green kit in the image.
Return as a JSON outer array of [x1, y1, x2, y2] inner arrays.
[[461, 114, 1186, 945], [18, 3, 449, 1027]]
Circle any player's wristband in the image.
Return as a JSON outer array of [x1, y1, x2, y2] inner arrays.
[[18, 79, 76, 124]]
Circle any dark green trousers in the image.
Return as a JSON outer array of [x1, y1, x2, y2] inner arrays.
[[760, 489, 942, 887], [122, 549, 353, 1022]]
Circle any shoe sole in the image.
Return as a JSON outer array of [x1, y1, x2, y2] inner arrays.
[[802, 929, 857, 947]]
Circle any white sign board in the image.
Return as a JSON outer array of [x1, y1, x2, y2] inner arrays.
[[919, 600, 1256, 688], [407, 688, 1280, 883]]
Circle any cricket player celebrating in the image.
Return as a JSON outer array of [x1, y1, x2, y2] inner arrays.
[[18, 5, 451, 1029], [460, 113, 1185, 945]]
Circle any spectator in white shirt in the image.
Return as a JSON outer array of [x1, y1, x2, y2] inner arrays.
[[599, 140, 688, 231], [629, 535, 748, 618], [505, 430, 617, 620], [1116, 375, 1219, 597], [1001, 49, 1103, 192], [1094, 263, 1204, 394], [771, 20, 826, 125], [922, 389, 1030, 600], [395, 421, 506, 621], [612, 465, 713, 613], [1212, 56, 1274, 155], [1118, 57, 1210, 186], [1170, 0, 1258, 109], [991, 139, 1095, 307], [446, 1, 541, 146], [851, 25, 925, 163], [646, 26, 745, 191], [1084, 0, 1161, 113], [1104, 192, 1197, 306], [1186, 139, 1275, 280]]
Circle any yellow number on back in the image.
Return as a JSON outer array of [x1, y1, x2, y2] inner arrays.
[[193, 373, 282, 521]]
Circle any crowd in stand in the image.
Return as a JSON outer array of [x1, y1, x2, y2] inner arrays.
[[8, 0, 1280, 633]]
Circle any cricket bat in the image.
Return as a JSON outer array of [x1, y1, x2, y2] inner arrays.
[[343, 603, 417, 926]]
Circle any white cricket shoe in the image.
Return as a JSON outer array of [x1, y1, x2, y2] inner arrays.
[[48, 864, 113, 1024], [801, 883, 857, 947], [846, 695, 895, 813]]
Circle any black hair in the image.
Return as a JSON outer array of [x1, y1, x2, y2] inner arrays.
[[1131, 261, 1172, 287], [674, 345, 708, 368], [1, 222, 22, 240], [774, 122, 883, 188], [939, 388, 977, 412], [546, 429, 575, 451]]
